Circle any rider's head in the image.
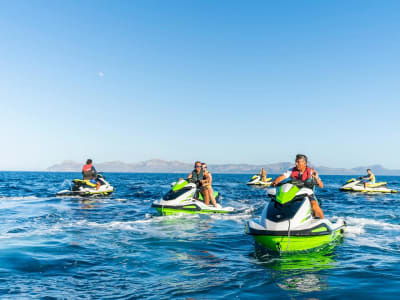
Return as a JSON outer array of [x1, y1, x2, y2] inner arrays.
[[201, 162, 208, 171], [295, 154, 307, 171], [86, 159, 93, 165], [194, 161, 202, 172], [367, 168, 371, 174]]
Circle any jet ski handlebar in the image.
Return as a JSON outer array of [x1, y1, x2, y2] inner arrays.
[[272, 180, 305, 188]]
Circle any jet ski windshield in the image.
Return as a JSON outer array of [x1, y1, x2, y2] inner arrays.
[[267, 197, 307, 222], [163, 186, 194, 201]]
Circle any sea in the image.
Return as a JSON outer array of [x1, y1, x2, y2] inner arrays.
[[0, 172, 399, 299]]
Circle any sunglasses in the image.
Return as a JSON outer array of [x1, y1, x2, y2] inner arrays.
[[203, 166, 207, 168], [195, 165, 202, 168]]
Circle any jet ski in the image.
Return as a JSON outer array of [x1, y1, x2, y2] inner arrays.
[[247, 175, 273, 186], [245, 180, 346, 254], [152, 179, 235, 216], [340, 178, 397, 193], [57, 174, 114, 197]]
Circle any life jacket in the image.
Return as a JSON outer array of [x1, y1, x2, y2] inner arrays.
[[82, 164, 92, 172], [191, 169, 204, 186], [291, 166, 312, 181], [82, 164, 94, 180]]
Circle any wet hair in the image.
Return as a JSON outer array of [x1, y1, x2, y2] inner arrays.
[[295, 154, 308, 163], [367, 169, 371, 172], [86, 159, 93, 164], [194, 161, 201, 167]]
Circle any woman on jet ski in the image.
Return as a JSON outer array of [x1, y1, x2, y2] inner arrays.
[[259, 168, 267, 182], [201, 163, 217, 207], [271, 154, 324, 219]]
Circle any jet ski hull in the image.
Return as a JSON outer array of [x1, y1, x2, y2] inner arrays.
[[153, 180, 235, 216], [152, 202, 235, 216], [56, 175, 114, 197], [340, 186, 397, 193], [340, 179, 397, 193], [247, 175, 272, 186], [246, 182, 346, 254], [56, 189, 114, 197], [246, 221, 346, 253]]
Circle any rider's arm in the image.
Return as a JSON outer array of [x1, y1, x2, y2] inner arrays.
[[272, 174, 287, 186], [186, 173, 193, 182], [314, 176, 323, 188], [312, 169, 323, 188], [92, 166, 98, 178]]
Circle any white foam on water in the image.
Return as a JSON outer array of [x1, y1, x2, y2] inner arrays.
[[208, 207, 254, 223], [333, 215, 400, 252], [345, 216, 400, 231], [75, 214, 205, 239], [0, 196, 41, 201], [0, 223, 64, 240]]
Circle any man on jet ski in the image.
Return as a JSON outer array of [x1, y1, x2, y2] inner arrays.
[[186, 161, 209, 204], [82, 159, 100, 189], [271, 154, 324, 219], [361, 169, 376, 189]]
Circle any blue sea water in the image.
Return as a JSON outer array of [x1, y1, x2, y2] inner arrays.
[[0, 172, 399, 299]]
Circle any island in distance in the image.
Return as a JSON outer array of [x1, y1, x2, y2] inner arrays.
[[46, 159, 400, 175]]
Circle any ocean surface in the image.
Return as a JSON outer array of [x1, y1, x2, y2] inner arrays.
[[0, 172, 399, 299]]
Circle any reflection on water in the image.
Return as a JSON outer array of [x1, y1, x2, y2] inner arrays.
[[254, 246, 338, 294]]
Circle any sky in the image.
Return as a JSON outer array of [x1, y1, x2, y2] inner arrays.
[[0, 0, 399, 170]]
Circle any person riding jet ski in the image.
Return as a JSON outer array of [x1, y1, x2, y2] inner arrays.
[[151, 161, 234, 215], [260, 168, 268, 182], [82, 159, 100, 190], [186, 161, 209, 204], [340, 172, 397, 193], [56, 160, 114, 197], [361, 169, 376, 189], [246, 154, 346, 254], [271, 154, 324, 219]]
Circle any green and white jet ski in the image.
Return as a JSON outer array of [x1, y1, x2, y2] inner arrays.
[[340, 178, 397, 193], [57, 174, 114, 197], [247, 175, 273, 186], [152, 179, 235, 216], [245, 180, 346, 254]]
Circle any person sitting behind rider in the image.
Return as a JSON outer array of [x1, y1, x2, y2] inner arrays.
[[186, 161, 209, 203], [82, 159, 100, 189], [201, 163, 217, 207], [362, 168, 376, 189], [259, 168, 267, 182], [271, 154, 324, 219]]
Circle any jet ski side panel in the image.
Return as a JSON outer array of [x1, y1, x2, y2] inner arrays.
[[252, 229, 344, 253]]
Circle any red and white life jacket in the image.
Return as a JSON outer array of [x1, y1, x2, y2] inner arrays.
[[291, 166, 312, 181]]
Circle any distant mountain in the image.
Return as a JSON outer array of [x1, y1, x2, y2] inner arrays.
[[45, 159, 400, 175]]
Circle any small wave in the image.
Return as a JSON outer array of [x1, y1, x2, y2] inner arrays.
[[0, 196, 41, 201], [345, 216, 400, 231]]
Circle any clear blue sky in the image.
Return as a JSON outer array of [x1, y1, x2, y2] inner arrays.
[[1, 1, 399, 170]]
